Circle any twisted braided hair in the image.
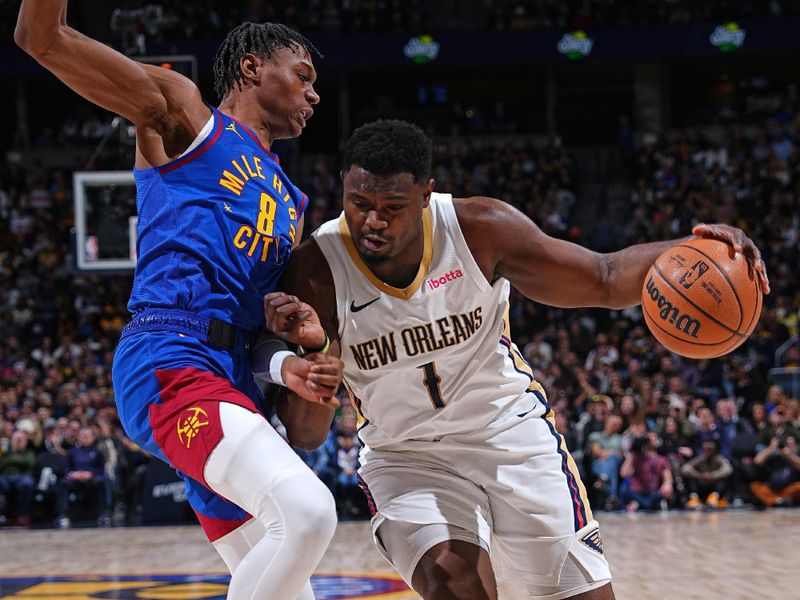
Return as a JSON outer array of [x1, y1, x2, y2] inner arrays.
[[213, 22, 321, 100]]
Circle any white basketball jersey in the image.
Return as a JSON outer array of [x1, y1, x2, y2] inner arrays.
[[313, 193, 546, 450]]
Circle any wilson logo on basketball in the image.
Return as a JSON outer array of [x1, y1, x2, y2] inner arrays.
[[176, 406, 210, 449], [427, 268, 463, 290], [645, 277, 702, 338], [679, 260, 709, 289]]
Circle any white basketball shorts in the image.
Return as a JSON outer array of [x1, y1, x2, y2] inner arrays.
[[357, 407, 612, 597]]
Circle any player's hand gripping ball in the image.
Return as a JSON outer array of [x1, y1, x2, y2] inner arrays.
[[641, 235, 764, 359]]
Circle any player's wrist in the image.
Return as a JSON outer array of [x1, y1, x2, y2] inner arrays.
[[299, 331, 330, 355], [252, 333, 297, 387]]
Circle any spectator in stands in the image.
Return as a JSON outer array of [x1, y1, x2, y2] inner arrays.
[[693, 406, 721, 454], [716, 398, 753, 459], [117, 429, 149, 525], [756, 405, 799, 452], [588, 413, 624, 510], [750, 403, 769, 434], [332, 408, 365, 518], [55, 426, 107, 527], [750, 434, 800, 507], [578, 393, 611, 447], [681, 439, 733, 509], [619, 432, 674, 511], [0, 430, 36, 526]]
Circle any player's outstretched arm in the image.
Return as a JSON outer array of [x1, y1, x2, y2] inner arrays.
[[455, 196, 768, 310], [15, 0, 207, 158]]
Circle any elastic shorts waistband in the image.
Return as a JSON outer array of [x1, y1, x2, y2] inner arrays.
[[121, 308, 255, 353]]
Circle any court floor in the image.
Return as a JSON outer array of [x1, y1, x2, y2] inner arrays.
[[1, 509, 798, 599]]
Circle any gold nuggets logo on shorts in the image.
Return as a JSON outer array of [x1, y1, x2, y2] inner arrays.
[[177, 406, 210, 448]]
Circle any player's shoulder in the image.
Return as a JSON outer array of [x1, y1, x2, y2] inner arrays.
[[285, 237, 334, 290], [450, 195, 523, 250], [283, 236, 338, 327], [451, 195, 519, 228]]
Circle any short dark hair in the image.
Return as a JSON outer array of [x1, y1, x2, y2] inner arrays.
[[342, 119, 432, 183], [213, 22, 321, 100]]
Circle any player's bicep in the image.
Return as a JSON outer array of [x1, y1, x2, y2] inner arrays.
[[491, 201, 610, 307]]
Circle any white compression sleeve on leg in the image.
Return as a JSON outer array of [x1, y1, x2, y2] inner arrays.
[[212, 518, 266, 574], [214, 522, 316, 599], [204, 403, 336, 600]]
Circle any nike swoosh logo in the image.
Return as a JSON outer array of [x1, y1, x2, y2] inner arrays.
[[350, 297, 380, 312]]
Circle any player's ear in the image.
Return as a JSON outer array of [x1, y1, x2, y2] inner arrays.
[[240, 53, 261, 86], [422, 178, 435, 207]]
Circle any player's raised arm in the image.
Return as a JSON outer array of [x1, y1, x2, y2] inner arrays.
[[15, 0, 206, 156], [456, 196, 769, 310]]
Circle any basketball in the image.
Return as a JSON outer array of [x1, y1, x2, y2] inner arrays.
[[641, 238, 763, 359]]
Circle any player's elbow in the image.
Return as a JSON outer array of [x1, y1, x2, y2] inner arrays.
[[15, 22, 58, 58], [288, 429, 328, 452], [13, 22, 34, 52], [596, 255, 622, 309], [596, 253, 636, 310]]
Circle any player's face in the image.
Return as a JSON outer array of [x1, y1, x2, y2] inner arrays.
[[342, 167, 434, 267], [253, 46, 319, 140]]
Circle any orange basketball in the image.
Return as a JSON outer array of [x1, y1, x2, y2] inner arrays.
[[641, 238, 762, 359]]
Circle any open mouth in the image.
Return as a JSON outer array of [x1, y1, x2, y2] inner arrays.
[[297, 108, 313, 128], [362, 234, 388, 252]]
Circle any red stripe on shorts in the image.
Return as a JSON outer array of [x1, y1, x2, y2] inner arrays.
[[149, 367, 259, 489], [195, 511, 254, 543]]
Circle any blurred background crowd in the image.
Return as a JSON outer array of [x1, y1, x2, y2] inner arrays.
[[0, 0, 799, 528], [3, 0, 800, 39]]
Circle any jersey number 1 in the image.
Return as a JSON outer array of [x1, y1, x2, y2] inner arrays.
[[418, 361, 446, 409]]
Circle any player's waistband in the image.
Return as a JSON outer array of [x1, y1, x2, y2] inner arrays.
[[121, 308, 256, 354]]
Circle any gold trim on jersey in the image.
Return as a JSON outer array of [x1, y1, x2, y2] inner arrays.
[[342, 378, 367, 430], [338, 208, 433, 300]]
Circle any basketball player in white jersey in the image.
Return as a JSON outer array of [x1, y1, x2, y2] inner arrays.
[[262, 120, 769, 599]]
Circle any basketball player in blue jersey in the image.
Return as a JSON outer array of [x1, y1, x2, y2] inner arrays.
[[16, 3, 344, 599], [261, 120, 770, 600]]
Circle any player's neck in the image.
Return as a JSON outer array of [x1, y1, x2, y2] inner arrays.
[[366, 235, 425, 289], [217, 96, 273, 149]]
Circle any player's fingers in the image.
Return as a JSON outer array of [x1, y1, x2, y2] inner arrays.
[[274, 303, 310, 321], [264, 291, 288, 303], [693, 223, 744, 254], [308, 373, 342, 388], [759, 263, 771, 294], [316, 395, 341, 409], [307, 354, 344, 366]]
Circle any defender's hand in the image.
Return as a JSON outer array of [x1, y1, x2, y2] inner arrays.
[[264, 291, 326, 348], [692, 223, 770, 294], [281, 354, 343, 409]]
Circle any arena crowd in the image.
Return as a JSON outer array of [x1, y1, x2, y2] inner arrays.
[[0, 87, 798, 527]]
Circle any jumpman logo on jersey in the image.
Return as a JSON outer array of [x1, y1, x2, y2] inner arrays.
[[223, 203, 233, 212], [225, 122, 244, 140]]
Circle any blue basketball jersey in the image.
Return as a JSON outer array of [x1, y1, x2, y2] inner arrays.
[[130, 106, 308, 331]]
